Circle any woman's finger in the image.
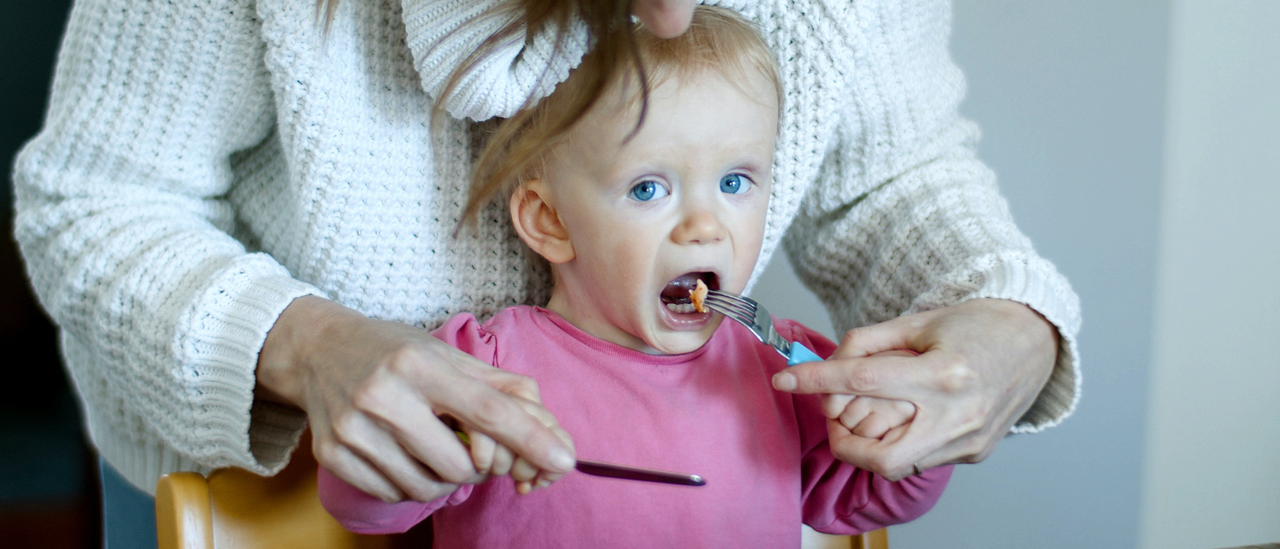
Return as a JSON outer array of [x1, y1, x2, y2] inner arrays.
[[827, 415, 941, 480], [310, 411, 406, 503], [511, 456, 539, 495], [828, 389, 991, 478], [413, 347, 577, 476], [846, 398, 916, 438], [834, 395, 869, 429], [331, 406, 479, 501], [315, 410, 463, 503], [822, 393, 855, 419], [352, 370, 482, 485], [775, 352, 933, 401], [491, 443, 515, 477], [467, 429, 497, 475]]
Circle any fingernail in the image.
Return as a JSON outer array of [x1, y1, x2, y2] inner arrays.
[[549, 448, 575, 471], [773, 372, 796, 391], [536, 477, 552, 489]]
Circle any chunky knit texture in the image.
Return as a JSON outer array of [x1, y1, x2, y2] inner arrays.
[[13, 0, 1081, 494]]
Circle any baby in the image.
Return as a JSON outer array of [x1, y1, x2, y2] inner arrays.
[[319, 7, 950, 547]]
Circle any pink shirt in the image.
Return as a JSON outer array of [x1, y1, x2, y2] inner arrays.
[[319, 306, 951, 548]]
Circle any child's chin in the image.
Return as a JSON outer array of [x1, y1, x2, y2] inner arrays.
[[648, 330, 715, 355]]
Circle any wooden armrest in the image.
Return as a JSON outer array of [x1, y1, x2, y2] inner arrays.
[[852, 528, 889, 549], [156, 472, 214, 549]]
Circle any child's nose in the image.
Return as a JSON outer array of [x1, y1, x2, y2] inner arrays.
[[671, 207, 727, 245]]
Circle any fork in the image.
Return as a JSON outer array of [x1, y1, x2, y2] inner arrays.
[[703, 290, 823, 366]]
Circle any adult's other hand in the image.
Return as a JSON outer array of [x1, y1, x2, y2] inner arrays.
[[256, 296, 576, 502], [773, 299, 1058, 480]]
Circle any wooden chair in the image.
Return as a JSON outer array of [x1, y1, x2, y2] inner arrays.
[[155, 431, 406, 549], [156, 434, 887, 549], [853, 528, 889, 549]]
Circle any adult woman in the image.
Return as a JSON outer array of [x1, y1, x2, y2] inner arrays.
[[12, 0, 1078, 543]]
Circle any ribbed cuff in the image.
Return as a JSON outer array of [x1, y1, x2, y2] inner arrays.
[[172, 255, 321, 474], [909, 251, 1083, 434]]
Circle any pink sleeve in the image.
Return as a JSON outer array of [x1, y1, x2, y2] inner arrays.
[[431, 312, 499, 363], [315, 313, 496, 534], [778, 320, 954, 535], [317, 465, 474, 534], [799, 449, 953, 535]]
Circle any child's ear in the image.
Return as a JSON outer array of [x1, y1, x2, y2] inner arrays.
[[510, 179, 575, 264]]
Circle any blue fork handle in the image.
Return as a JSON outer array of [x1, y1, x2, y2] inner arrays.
[[787, 342, 823, 366]]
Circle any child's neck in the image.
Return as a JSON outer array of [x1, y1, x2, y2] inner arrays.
[[545, 285, 664, 355]]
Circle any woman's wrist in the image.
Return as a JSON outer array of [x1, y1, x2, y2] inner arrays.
[[256, 295, 351, 408]]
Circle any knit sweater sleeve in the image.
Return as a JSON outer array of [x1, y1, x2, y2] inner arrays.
[[779, 0, 1081, 432], [11, 0, 321, 489], [400, 0, 590, 121]]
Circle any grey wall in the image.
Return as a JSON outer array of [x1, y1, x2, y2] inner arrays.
[[1141, 2, 1280, 546], [754, 1, 1170, 547]]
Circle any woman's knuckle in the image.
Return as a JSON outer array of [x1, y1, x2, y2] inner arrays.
[[937, 357, 977, 393], [331, 414, 365, 445], [971, 447, 994, 464], [350, 384, 384, 413], [948, 436, 988, 465], [469, 396, 509, 428], [386, 345, 429, 375], [313, 442, 342, 466], [839, 328, 862, 348], [847, 366, 878, 392], [972, 437, 1000, 463], [511, 376, 540, 398]]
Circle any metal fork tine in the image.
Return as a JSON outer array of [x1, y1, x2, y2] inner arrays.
[[703, 298, 756, 324], [703, 295, 754, 316], [702, 290, 793, 359], [704, 302, 752, 324], [701, 299, 750, 319], [704, 291, 757, 311]]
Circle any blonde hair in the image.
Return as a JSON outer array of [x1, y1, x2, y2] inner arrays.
[[459, 5, 781, 229], [313, 2, 780, 231]]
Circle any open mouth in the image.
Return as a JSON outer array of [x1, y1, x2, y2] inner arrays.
[[660, 272, 719, 314]]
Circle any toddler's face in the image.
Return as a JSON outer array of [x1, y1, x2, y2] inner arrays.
[[539, 67, 778, 354]]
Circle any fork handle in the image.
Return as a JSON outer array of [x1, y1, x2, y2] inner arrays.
[[787, 342, 823, 366]]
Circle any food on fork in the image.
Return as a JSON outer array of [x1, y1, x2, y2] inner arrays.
[[690, 279, 709, 313]]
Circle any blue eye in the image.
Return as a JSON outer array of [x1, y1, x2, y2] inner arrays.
[[720, 174, 751, 195], [628, 180, 669, 201]]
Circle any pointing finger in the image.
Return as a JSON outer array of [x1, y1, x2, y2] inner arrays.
[[774, 353, 927, 400]]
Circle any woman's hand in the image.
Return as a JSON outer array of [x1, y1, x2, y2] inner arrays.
[[256, 296, 576, 502], [821, 350, 919, 440], [774, 299, 1058, 480]]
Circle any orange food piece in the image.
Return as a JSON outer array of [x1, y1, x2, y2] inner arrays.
[[690, 279, 709, 313]]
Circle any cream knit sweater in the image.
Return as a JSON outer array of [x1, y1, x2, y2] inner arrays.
[[13, 0, 1081, 494]]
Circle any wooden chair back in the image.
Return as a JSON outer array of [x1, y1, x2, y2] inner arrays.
[[155, 434, 389, 549], [155, 432, 886, 549]]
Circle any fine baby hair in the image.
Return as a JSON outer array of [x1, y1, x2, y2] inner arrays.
[[459, 5, 783, 229]]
